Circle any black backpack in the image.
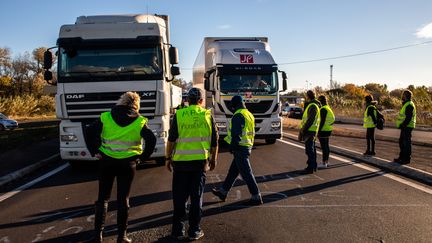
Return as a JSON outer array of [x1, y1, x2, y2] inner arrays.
[[376, 109, 385, 130]]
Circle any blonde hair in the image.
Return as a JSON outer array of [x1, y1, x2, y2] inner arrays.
[[117, 91, 140, 112]]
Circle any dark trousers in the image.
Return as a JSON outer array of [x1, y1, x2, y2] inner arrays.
[[305, 136, 317, 169], [366, 128, 375, 153], [222, 149, 260, 196], [399, 127, 413, 161], [172, 170, 206, 235], [318, 137, 330, 162], [96, 157, 136, 230]]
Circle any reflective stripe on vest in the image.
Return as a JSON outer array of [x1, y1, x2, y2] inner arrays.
[[363, 105, 377, 128], [99, 111, 148, 159], [224, 109, 255, 147], [396, 101, 416, 128], [320, 105, 335, 132], [173, 105, 212, 161], [300, 102, 320, 132]]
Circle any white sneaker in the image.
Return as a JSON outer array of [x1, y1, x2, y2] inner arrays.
[[318, 162, 328, 169]]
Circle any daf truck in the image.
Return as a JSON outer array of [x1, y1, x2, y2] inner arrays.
[[43, 14, 182, 165], [193, 37, 287, 144]]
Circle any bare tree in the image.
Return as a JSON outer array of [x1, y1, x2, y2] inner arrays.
[[0, 47, 12, 76]]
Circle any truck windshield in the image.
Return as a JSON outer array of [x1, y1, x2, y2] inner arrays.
[[58, 47, 162, 81], [220, 72, 278, 93]]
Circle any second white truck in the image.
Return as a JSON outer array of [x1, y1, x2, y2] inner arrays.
[[193, 37, 287, 144]]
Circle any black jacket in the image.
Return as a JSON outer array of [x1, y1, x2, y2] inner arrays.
[[302, 99, 321, 136], [85, 105, 157, 161], [400, 100, 414, 129]]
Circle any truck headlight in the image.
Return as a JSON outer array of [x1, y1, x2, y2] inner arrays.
[[271, 121, 281, 128], [153, 131, 167, 138], [61, 134, 78, 142], [216, 122, 226, 128], [216, 122, 227, 132]]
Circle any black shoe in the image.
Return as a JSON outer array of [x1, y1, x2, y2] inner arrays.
[[300, 167, 315, 175], [399, 160, 411, 165], [243, 198, 263, 206], [393, 158, 401, 163], [370, 151, 376, 156], [363, 151, 371, 156], [171, 233, 186, 240], [189, 230, 204, 240], [211, 188, 227, 202]]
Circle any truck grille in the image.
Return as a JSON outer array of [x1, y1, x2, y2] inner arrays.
[[65, 91, 156, 119], [224, 100, 273, 114]]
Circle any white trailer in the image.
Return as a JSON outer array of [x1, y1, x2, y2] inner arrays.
[[43, 14, 181, 165], [193, 37, 287, 144]]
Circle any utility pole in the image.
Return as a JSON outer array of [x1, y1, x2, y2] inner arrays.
[[330, 65, 333, 90]]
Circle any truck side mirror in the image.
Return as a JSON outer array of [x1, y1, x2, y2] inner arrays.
[[281, 71, 288, 91], [44, 50, 53, 69], [169, 47, 179, 64], [44, 70, 53, 81], [204, 78, 211, 91], [171, 66, 180, 76]]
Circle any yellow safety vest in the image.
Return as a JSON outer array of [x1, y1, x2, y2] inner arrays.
[[396, 101, 416, 128], [224, 109, 255, 147], [173, 105, 212, 161], [320, 105, 335, 132], [300, 102, 320, 132], [99, 112, 148, 159], [363, 105, 377, 128]]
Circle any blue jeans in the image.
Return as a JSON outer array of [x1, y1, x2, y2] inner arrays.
[[172, 170, 206, 235], [305, 136, 317, 169], [222, 149, 260, 196]]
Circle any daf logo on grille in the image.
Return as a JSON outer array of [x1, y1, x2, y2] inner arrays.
[[141, 92, 156, 97], [66, 94, 85, 99]]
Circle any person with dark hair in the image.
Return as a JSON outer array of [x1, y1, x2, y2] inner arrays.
[[363, 94, 377, 156], [317, 95, 335, 168], [212, 95, 263, 206], [166, 88, 219, 241], [394, 90, 416, 164], [298, 90, 321, 174], [85, 91, 157, 243]]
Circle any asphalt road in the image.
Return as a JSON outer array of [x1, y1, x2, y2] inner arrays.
[[0, 139, 431, 243]]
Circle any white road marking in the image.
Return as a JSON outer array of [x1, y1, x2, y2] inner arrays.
[[277, 139, 432, 195], [208, 204, 429, 209], [0, 163, 69, 203]]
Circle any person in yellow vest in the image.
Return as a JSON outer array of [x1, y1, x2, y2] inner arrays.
[[165, 88, 219, 241], [363, 94, 378, 156], [317, 95, 335, 168], [85, 91, 156, 243], [212, 95, 263, 206], [298, 90, 321, 174], [394, 90, 416, 164]]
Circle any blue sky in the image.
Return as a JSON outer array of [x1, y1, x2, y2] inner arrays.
[[1, 0, 431, 90]]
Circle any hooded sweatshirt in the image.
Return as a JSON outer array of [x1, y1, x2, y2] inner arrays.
[[85, 105, 156, 161]]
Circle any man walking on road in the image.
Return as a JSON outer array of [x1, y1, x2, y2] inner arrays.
[[394, 90, 416, 164], [165, 88, 219, 241], [86, 91, 156, 243], [298, 90, 321, 174], [212, 95, 263, 206], [317, 95, 335, 168], [363, 95, 378, 156]]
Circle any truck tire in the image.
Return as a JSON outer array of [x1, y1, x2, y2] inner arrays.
[[155, 157, 166, 166], [68, 160, 82, 170], [0, 124, 4, 131], [265, 138, 277, 144]]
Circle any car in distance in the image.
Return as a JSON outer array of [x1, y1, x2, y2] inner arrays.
[[282, 106, 303, 119], [0, 113, 18, 131]]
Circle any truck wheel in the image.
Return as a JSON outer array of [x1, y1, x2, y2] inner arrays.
[[265, 138, 277, 144], [0, 124, 4, 131], [155, 157, 166, 166]]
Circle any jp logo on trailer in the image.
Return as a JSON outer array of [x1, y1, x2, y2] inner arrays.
[[240, 54, 254, 64]]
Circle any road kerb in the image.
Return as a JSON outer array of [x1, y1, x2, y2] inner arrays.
[[282, 133, 432, 186], [0, 153, 60, 188]]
